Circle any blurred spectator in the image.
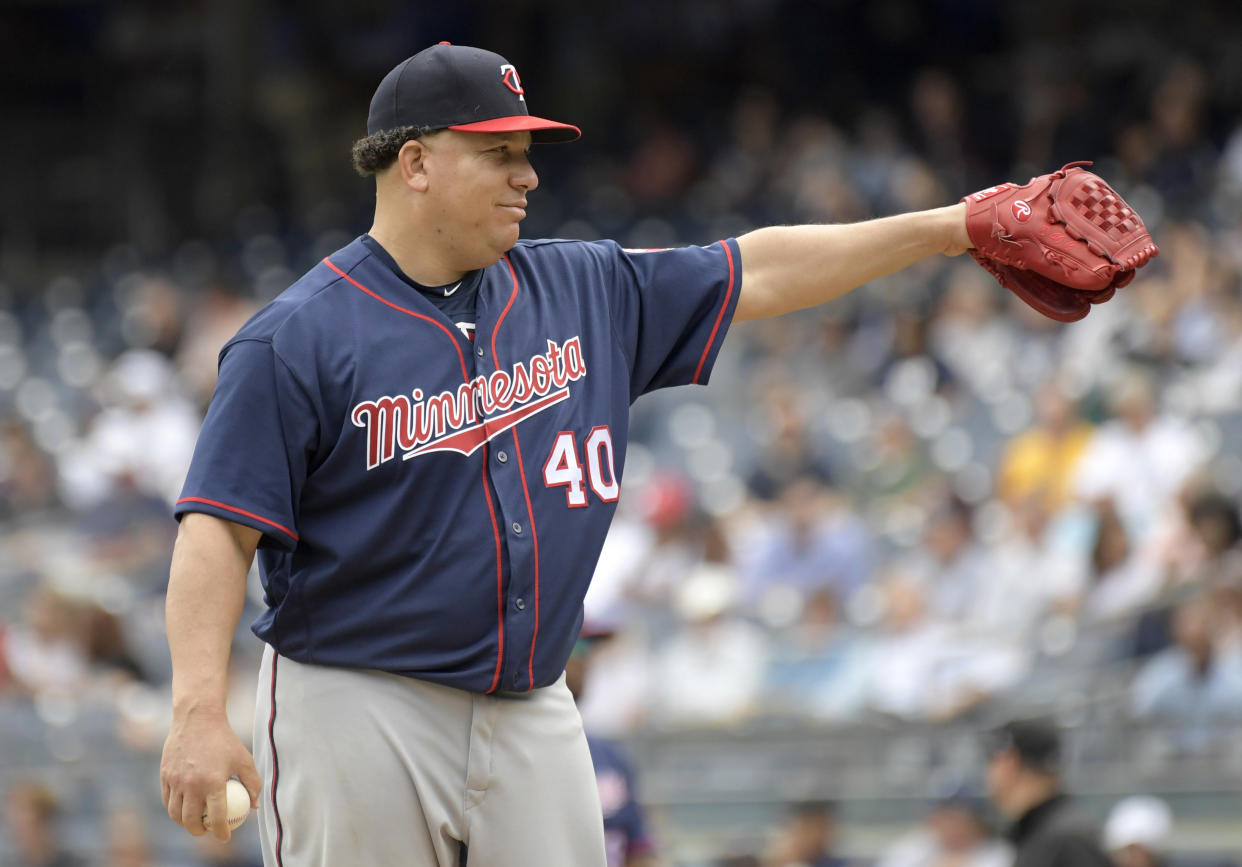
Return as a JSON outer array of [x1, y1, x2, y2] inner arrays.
[[1103, 796, 1172, 867], [874, 309, 956, 405], [117, 276, 185, 358], [928, 264, 1016, 400], [77, 600, 149, 685], [860, 574, 1027, 721], [851, 412, 934, 505], [174, 282, 261, 409], [2, 779, 84, 867], [1074, 368, 1205, 541], [1130, 595, 1242, 750], [997, 381, 1094, 513], [571, 600, 655, 737], [771, 117, 867, 224], [1191, 295, 1242, 414], [652, 562, 769, 728], [857, 574, 948, 719], [736, 478, 875, 611], [746, 383, 835, 501], [1171, 490, 1242, 588], [1188, 493, 1242, 567], [762, 800, 850, 867], [2, 584, 90, 698], [623, 117, 699, 207], [875, 790, 1011, 867], [763, 589, 868, 722], [566, 623, 659, 867], [0, 421, 60, 518], [984, 719, 1111, 867], [56, 349, 200, 510], [1144, 60, 1216, 217], [978, 495, 1085, 637], [588, 475, 727, 623], [903, 497, 991, 623], [570, 610, 653, 736], [1078, 501, 1166, 624]]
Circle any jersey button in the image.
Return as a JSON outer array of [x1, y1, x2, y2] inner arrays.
[[497, 450, 508, 463], [511, 522, 522, 535], [514, 597, 526, 610], [512, 671, 521, 688], [476, 345, 484, 357]]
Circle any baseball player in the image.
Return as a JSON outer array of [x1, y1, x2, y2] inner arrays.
[[158, 43, 1152, 867], [565, 622, 658, 866]]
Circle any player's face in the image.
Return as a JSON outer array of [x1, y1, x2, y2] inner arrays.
[[422, 130, 538, 269]]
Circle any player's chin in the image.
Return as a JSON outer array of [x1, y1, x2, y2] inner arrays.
[[493, 222, 523, 250]]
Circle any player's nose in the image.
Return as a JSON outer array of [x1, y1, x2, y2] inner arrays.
[[512, 156, 538, 192]]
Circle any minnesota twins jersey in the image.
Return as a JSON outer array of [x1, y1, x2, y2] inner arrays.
[[176, 235, 740, 693]]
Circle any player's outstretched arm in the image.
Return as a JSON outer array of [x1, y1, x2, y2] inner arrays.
[[732, 202, 971, 322], [160, 513, 264, 842]]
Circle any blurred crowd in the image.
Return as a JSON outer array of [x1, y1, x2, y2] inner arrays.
[[6, 0, 1242, 863]]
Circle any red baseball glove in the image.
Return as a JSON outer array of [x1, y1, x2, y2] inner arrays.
[[962, 161, 1158, 322]]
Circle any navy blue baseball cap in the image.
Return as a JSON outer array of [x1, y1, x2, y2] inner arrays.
[[367, 43, 581, 143]]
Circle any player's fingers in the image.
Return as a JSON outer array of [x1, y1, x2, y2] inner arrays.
[[166, 789, 184, 826], [238, 760, 263, 809], [161, 777, 170, 812], [181, 792, 208, 837], [203, 787, 230, 843]]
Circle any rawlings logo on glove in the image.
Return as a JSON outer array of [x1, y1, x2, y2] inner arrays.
[[963, 162, 1158, 322]]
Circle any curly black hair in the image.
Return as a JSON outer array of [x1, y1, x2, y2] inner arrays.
[[350, 125, 436, 176]]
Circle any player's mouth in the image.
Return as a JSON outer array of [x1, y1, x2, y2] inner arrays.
[[498, 201, 527, 220]]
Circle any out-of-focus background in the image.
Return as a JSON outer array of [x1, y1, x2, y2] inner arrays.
[[3, 0, 1242, 864]]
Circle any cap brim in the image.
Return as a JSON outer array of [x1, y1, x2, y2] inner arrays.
[[449, 115, 581, 143]]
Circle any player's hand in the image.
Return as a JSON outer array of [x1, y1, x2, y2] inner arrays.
[[160, 707, 261, 842]]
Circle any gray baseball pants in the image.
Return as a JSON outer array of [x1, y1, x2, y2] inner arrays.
[[253, 645, 607, 866]]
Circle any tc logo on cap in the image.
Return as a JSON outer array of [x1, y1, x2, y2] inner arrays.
[[500, 64, 525, 102]]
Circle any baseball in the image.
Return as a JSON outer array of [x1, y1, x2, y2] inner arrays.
[[202, 779, 251, 831]]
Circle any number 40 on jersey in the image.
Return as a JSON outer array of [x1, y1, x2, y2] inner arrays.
[[543, 427, 619, 507]]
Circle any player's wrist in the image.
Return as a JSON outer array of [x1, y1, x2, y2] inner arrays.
[[171, 690, 230, 719], [941, 202, 971, 256]]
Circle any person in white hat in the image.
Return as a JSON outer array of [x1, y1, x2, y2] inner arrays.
[[1103, 796, 1171, 867]]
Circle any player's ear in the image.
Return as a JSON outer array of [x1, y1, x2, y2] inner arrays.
[[395, 139, 431, 192]]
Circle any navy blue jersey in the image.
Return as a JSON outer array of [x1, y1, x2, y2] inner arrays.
[[587, 735, 656, 866], [176, 236, 740, 693]]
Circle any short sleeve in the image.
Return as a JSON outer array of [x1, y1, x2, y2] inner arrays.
[[605, 239, 741, 401], [174, 338, 318, 551]]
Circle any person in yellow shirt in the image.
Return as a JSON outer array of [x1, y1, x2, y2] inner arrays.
[[998, 382, 1094, 513]]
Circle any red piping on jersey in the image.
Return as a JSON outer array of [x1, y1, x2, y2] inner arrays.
[[268, 652, 284, 866], [692, 240, 736, 384], [497, 255, 542, 691], [322, 257, 470, 381], [491, 257, 520, 366], [481, 442, 506, 695], [176, 497, 299, 541], [324, 255, 507, 693], [510, 429, 541, 690]]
